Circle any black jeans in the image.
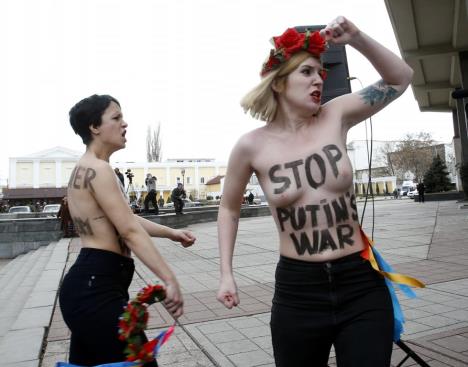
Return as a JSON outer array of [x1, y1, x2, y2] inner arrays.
[[59, 248, 157, 366], [271, 252, 393, 367]]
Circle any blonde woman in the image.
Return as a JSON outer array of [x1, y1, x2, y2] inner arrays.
[[217, 16, 413, 366]]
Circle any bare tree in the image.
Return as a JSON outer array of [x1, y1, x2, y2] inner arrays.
[[387, 132, 435, 182], [377, 141, 399, 176], [146, 126, 152, 162], [146, 124, 162, 162]]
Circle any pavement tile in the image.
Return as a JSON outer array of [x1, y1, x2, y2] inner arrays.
[[411, 327, 468, 365], [433, 335, 468, 353], [41, 355, 68, 367], [445, 310, 468, 321], [227, 316, 266, 329], [227, 350, 275, 367], [47, 326, 70, 340], [23, 291, 56, 308], [239, 325, 271, 339], [3, 362, 40, 367], [11, 306, 53, 330], [196, 321, 234, 334], [216, 339, 259, 355], [205, 330, 245, 344], [417, 315, 459, 328], [0, 327, 44, 363]]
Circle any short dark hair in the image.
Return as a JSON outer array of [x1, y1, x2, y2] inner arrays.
[[69, 94, 120, 145]]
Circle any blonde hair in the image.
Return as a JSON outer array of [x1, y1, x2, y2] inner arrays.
[[241, 51, 319, 122]]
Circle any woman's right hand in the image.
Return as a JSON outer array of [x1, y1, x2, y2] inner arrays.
[[320, 16, 360, 46], [217, 274, 240, 309], [163, 279, 184, 319]]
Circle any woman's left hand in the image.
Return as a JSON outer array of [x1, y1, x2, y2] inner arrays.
[[171, 229, 196, 247], [320, 16, 360, 45]]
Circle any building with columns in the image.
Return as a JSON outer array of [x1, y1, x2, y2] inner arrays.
[[4, 147, 227, 203], [8, 146, 81, 189]]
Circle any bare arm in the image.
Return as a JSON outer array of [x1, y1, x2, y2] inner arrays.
[[135, 215, 196, 247], [322, 16, 414, 128], [217, 136, 254, 308], [92, 162, 183, 317]]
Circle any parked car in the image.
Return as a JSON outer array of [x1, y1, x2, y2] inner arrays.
[[407, 189, 419, 198], [42, 204, 61, 215], [8, 206, 32, 213], [164, 198, 201, 208]]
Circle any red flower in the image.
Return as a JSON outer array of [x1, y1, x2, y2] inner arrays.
[[264, 53, 281, 71], [273, 28, 305, 56], [137, 284, 166, 304], [305, 31, 326, 57]]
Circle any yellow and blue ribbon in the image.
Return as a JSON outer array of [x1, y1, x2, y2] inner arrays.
[[360, 228, 425, 341]]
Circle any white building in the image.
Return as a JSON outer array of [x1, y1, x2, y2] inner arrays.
[[9, 146, 81, 189], [6, 147, 227, 202]]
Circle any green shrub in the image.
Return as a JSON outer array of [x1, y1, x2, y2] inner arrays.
[[423, 155, 451, 192]]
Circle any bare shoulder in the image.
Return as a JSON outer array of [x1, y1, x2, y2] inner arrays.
[[232, 127, 267, 155]]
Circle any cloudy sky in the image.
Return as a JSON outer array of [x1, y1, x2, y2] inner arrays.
[[0, 0, 454, 185]]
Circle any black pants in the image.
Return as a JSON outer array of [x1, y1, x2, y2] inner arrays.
[[145, 190, 159, 214], [418, 192, 425, 203], [174, 199, 184, 214], [271, 252, 393, 367], [59, 248, 157, 366]]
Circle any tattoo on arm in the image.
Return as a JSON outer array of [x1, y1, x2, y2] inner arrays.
[[359, 80, 398, 106], [73, 217, 94, 235]]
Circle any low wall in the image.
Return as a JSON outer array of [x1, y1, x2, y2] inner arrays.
[[0, 218, 62, 258], [0, 212, 58, 220], [0, 205, 272, 258], [412, 191, 465, 202], [141, 205, 272, 228]]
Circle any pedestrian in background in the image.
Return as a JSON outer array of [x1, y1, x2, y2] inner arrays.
[[171, 182, 186, 215]]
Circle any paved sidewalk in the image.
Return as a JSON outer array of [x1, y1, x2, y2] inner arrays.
[[38, 199, 468, 366]]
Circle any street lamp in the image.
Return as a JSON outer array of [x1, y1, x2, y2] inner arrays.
[[181, 169, 185, 186]]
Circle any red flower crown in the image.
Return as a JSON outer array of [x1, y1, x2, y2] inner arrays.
[[261, 28, 327, 77]]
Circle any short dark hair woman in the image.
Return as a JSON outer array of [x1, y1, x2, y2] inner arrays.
[[60, 94, 195, 366]]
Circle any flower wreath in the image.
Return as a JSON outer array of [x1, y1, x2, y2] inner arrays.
[[55, 284, 174, 367], [261, 28, 327, 77], [118, 284, 173, 363]]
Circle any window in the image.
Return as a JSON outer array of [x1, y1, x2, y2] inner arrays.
[[176, 177, 180, 183], [186, 177, 191, 184], [200, 177, 205, 184]]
